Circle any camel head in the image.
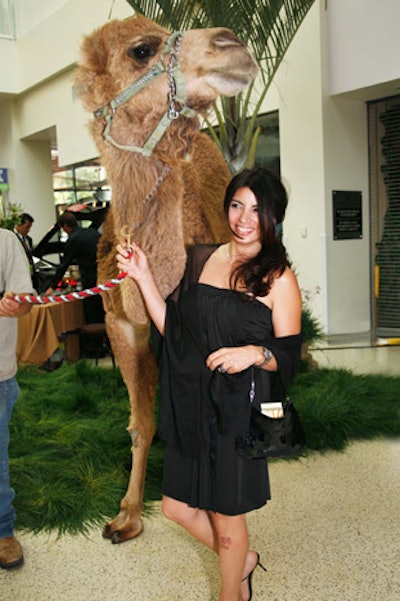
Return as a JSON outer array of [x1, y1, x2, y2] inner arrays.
[[75, 14, 258, 159]]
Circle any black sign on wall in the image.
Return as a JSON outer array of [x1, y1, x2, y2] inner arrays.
[[333, 190, 362, 240]]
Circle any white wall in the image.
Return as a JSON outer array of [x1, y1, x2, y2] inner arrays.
[[4, 0, 133, 95], [321, 3, 371, 334], [15, 68, 98, 167], [0, 101, 14, 165], [259, 1, 371, 335], [0, 38, 17, 94], [274, 4, 326, 324], [14, 0, 68, 36], [322, 96, 370, 334], [328, 0, 400, 96], [11, 138, 54, 243]]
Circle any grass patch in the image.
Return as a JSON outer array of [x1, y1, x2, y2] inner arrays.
[[10, 361, 164, 535], [10, 361, 400, 535], [290, 367, 400, 451]]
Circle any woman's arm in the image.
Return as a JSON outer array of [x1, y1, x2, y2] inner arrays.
[[116, 242, 167, 335], [206, 267, 302, 374], [251, 268, 302, 372], [269, 267, 302, 337]]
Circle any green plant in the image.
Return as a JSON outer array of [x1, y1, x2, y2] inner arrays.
[[124, 0, 316, 173], [0, 202, 23, 230], [10, 361, 164, 535], [291, 367, 400, 451], [301, 303, 324, 347]]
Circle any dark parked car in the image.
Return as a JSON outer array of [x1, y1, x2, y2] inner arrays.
[[33, 194, 110, 293]]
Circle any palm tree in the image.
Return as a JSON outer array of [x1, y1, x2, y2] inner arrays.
[[124, 0, 315, 173]]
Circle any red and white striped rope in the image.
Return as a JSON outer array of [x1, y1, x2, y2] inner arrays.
[[13, 272, 127, 305]]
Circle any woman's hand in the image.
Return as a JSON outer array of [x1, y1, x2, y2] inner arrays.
[[116, 241, 167, 335], [206, 345, 274, 374], [116, 241, 151, 283]]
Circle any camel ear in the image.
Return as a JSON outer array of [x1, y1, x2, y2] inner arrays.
[[79, 27, 109, 74]]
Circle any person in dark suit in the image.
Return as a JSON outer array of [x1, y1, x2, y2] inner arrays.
[[45, 212, 104, 324], [13, 213, 39, 291], [14, 213, 34, 251]]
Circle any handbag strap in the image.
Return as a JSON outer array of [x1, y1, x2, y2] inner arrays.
[[249, 366, 256, 404], [249, 365, 292, 407]]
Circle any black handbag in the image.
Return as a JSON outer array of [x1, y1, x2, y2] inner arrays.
[[235, 368, 306, 460]]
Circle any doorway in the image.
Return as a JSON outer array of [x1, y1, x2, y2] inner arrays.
[[369, 95, 400, 340]]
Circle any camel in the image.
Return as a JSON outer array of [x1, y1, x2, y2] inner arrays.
[[75, 14, 257, 543]]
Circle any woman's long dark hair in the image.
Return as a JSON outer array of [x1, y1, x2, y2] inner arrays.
[[224, 167, 290, 297]]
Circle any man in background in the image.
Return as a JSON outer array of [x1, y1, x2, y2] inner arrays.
[[13, 213, 34, 251], [0, 228, 33, 569], [13, 213, 38, 291], [45, 212, 104, 324]]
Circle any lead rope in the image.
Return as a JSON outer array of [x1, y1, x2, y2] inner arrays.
[[14, 247, 134, 305], [13, 272, 128, 305]]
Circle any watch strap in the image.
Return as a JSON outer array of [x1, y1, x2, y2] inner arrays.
[[257, 346, 273, 368]]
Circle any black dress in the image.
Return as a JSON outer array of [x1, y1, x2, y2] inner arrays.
[[155, 245, 302, 516]]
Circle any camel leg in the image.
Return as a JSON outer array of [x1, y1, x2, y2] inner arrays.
[[102, 313, 157, 543]]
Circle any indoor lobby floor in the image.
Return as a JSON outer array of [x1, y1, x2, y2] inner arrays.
[[310, 338, 400, 377], [1, 345, 399, 601]]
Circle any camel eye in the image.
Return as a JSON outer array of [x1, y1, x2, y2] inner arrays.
[[127, 43, 157, 62]]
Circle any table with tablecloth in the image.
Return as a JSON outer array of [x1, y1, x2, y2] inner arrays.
[[17, 300, 85, 365]]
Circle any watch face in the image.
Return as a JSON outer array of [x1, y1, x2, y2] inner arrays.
[[263, 348, 272, 362]]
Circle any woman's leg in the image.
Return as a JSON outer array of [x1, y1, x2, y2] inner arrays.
[[163, 496, 256, 601], [210, 512, 249, 601], [161, 495, 217, 551]]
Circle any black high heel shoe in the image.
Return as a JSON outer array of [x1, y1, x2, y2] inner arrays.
[[241, 552, 267, 601]]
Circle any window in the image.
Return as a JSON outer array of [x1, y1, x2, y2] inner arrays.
[[254, 111, 280, 175], [369, 96, 400, 337], [0, 0, 15, 39], [52, 155, 111, 216]]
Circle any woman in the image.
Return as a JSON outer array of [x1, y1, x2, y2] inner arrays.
[[116, 167, 302, 601]]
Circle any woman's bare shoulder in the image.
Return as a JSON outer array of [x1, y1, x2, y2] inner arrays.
[[269, 267, 301, 302], [274, 266, 299, 286]]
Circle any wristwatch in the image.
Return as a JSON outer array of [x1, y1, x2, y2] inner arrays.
[[257, 346, 273, 368]]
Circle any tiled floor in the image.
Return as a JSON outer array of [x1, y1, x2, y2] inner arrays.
[[310, 339, 400, 377], [1, 345, 399, 601], [1, 438, 399, 601]]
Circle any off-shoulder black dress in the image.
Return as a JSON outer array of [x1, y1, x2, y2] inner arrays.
[[153, 245, 302, 516]]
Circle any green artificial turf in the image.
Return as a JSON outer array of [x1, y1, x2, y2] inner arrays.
[[290, 366, 400, 450], [10, 361, 164, 535], [9, 360, 400, 535]]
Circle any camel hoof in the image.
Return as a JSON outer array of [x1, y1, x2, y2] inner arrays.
[[102, 524, 114, 540], [102, 520, 144, 544]]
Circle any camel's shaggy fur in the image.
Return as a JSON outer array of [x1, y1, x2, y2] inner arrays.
[[76, 14, 257, 543]]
